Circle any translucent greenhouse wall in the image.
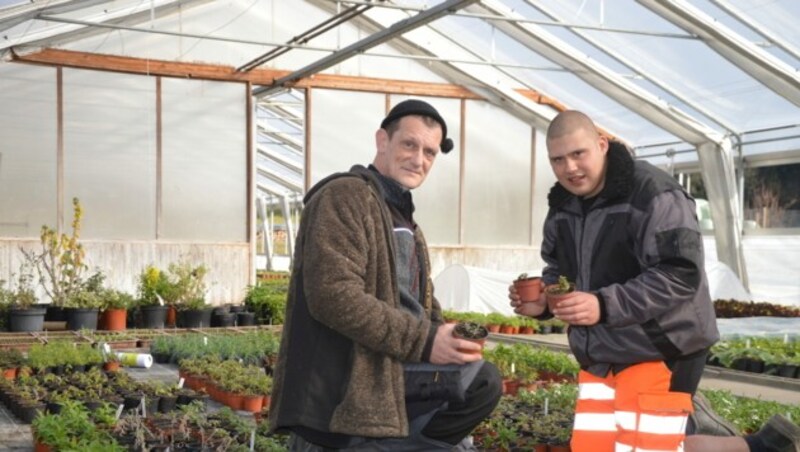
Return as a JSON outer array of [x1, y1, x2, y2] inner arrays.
[[0, 63, 249, 304]]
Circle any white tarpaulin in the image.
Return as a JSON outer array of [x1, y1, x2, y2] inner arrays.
[[433, 265, 524, 316], [434, 261, 753, 314]]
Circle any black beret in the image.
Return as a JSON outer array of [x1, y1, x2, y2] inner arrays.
[[380, 99, 454, 154]]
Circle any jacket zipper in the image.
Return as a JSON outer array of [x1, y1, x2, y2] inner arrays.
[[577, 210, 591, 364]]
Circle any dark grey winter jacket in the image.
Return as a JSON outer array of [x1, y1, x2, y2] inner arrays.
[[541, 142, 719, 377]]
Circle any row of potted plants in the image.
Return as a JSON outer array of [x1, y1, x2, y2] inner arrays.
[[709, 336, 800, 377], [178, 356, 273, 413], [1, 364, 209, 425], [484, 343, 580, 396], [443, 310, 567, 334], [473, 383, 576, 451], [714, 299, 800, 318], [33, 399, 289, 451], [149, 329, 281, 366]]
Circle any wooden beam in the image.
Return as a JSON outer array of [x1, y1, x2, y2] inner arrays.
[[12, 48, 482, 99]]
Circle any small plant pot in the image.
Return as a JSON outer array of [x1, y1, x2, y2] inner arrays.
[[514, 276, 542, 303], [452, 322, 488, 354], [241, 395, 264, 413], [545, 282, 575, 313]]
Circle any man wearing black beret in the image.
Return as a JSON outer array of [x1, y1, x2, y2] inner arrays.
[[269, 99, 502, 451]]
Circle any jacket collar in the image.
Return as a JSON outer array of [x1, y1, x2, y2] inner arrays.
[[366, 165, 415, 222], [547, 140, 636, 209]]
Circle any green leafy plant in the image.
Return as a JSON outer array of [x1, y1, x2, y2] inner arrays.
[[21, 197, 87, 308], [0, 263, 38, 310], [546, 275, 574, 295], [244, 280, 287, 325], [166, 261, 208, 311], [136, 265, 169, 307]]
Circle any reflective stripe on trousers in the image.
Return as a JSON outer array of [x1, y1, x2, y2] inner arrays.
[[571, 361, 693, 452]]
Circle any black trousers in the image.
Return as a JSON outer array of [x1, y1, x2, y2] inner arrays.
[[666, 347, 710, 435], [419, 360, 503, 445]]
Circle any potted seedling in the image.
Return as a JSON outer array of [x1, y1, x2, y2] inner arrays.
[[545, 275, 575, 313], [452, 321, 489, 354], [513, 273, 543, 303]]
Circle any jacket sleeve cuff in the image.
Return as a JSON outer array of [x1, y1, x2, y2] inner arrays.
[[595, 291, 608, 323], [421, 323, 438, 362]]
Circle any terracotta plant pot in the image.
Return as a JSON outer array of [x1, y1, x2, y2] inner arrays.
[[2, 368, 17, 380], [103, 308, 127, 331], [545, 278, 576, 313], [241, 395, 264, 413], [103, 361, 121, 372], [499, 325, 516, 335], [514, 276, 542, 302]]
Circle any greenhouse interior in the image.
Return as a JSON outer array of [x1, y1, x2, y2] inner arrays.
[[0, 0, 798, 450]]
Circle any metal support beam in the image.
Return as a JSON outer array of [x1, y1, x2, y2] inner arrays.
[[709, 0, 800, 61], [477, 0, 723, 146], [2, 0, 212, 52], [0, 0, 107, 33], [252, 0, 481, 98], [697, 139, 748, 287], [638, 0, 800, 108], [306, 0, 558, 131], [526, 0, 738, 134], [477, 0, 748, 283]]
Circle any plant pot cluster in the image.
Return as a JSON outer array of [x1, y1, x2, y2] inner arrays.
[[443, 310, 566, 335], [148, 329, 280, 366], [484, 343, 580, 398], [2, 364, 209, 426], [179, 356, 272, 413], [210, 304, 257, 328], [714, 299, 800, 318], [472, 384, 576, 451], [709, 337, 800, 379]]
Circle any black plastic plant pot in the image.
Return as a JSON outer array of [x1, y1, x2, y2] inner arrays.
[[158, 395, 178, 413], [66, 308, 99, 331], [140, 305, 168, 329], [237, 311, 256, 326], [213, 313, 236, 328], [44, 305, 67, 322], [9, 307, 46, 332], [177, 308, 212, 328]]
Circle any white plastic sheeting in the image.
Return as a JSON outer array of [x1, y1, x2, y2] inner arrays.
[[433, 265, 522, 316], [433, 260, 760, 315], [717, 318, 800, 340], [704, 236, 800, 306]]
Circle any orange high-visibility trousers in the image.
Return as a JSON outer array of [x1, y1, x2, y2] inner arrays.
[[570, 361, 693, 452]]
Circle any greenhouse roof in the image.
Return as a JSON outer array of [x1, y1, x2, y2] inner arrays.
[[1, 0, 798, 156]]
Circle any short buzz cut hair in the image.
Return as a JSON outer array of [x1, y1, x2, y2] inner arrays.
[[546, 110, 599, 141]]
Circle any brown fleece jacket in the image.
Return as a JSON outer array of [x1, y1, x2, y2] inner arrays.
[[269, 169, 441, 438]]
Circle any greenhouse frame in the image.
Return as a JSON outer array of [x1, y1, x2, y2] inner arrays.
[[0, 0, 798, 305]]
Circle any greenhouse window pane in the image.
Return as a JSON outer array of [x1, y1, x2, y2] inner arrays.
[[309, 89, 384, 185], [63, 68, 156, 240], [464, 100, 531, 246], [395, 95, 461, 246], [0, 64, 57, 238], [161, 79, 247, 242]]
